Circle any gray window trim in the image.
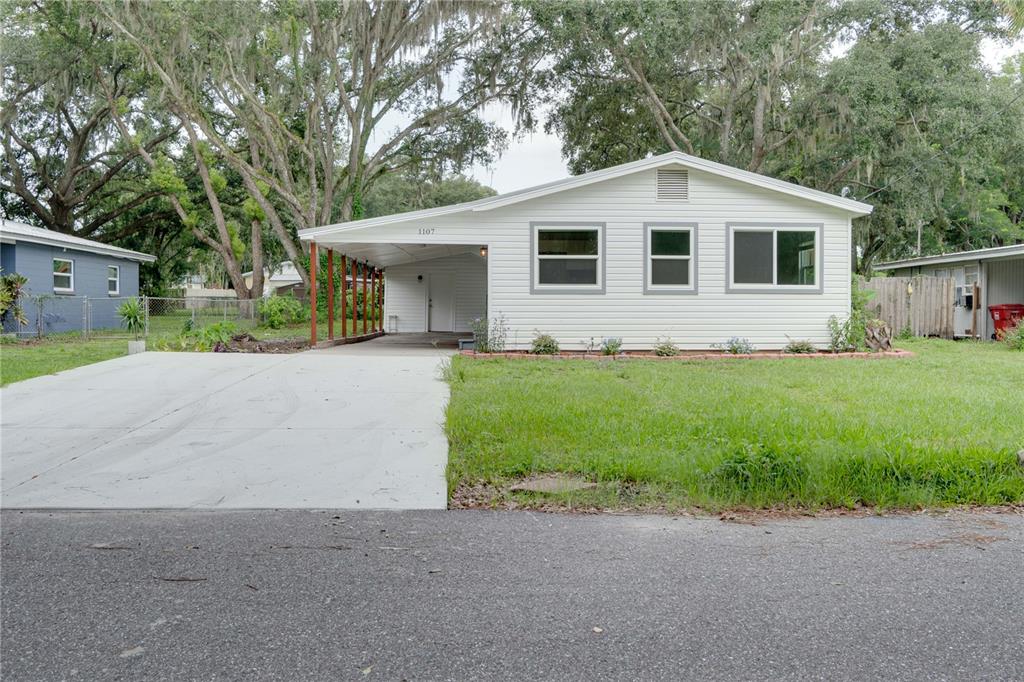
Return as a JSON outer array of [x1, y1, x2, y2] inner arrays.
[[643, 222, 698, 295], [725, 222, 824, 294], [529, 221, 606, 295]]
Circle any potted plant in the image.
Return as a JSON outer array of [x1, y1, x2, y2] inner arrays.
[[118, 297, 146, 354]]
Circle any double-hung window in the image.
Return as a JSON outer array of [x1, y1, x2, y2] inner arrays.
[[729, 224, 820, 291], [645, 224, 696, 293], [53, 258, 74, 293], [107, 265, 120, 295], [532, 224, 603, 292]]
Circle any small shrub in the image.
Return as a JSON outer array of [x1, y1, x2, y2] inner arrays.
[[714, 337, 755, 354], [895, 325, 914, 341], [653, 337, 679, 356], [600, 337, 623, 355], [0, 270, 29, 328], [581, 337, 597, 354], [180, 321, 238, 352], [470, 314, 509, 353], [784, 337, 816, 354], [827, 314, 853, 353], [117, 298, 145, 341], [260, 295, 305, 329], [530, 332, 560, 355], [1003, 321, 1024, 351]]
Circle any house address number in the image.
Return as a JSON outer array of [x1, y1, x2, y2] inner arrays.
[[417, 228, 436, 235]]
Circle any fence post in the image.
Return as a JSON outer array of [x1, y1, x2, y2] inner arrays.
[[82, 297, 89, 340], [143, 295, 150, 338]]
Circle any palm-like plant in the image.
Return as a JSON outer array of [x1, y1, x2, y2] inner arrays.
[[118, 298, 145, 341]]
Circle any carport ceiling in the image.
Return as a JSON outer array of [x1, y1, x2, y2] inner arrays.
[[326, 242, 483, 267]]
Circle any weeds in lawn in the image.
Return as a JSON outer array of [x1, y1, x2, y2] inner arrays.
[[444, 339, 1024, 511]]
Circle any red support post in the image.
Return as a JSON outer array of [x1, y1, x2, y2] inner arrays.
[[326, 248, 334, 340], [364, 260, 372, 333], [340, 255, 348, 338], [377, 269, 383, 332], [370, 268, 376, 334], [309, 241, 317, 346]]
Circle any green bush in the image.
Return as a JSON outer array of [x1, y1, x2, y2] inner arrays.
[[784, 337, 816, 354], [601, 337, 623, 355], [530, 332, 560, 355], [259, 295, 305, 329], [652, 337, 679, 356], [178, 321, 238, 351], [714, 337, 755, 354], [1003, 322, 1024, 351]]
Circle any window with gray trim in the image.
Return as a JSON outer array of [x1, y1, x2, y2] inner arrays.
[[731, 227, 817, 287], [535, 227, 601, 287], [648, 227, 693, 287]]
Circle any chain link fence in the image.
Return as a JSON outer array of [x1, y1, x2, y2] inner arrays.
[[5, 296, 285, 342]]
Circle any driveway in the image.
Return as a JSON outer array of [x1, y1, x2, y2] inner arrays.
[[0, 348, 451, 509]]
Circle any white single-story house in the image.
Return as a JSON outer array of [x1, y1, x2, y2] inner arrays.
[[243, 260, 307, 298], [298, 152, 873, 350], [875, 244, 1024, 340]]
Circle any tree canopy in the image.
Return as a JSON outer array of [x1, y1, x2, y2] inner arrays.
[[1, 0, 1021, 286]]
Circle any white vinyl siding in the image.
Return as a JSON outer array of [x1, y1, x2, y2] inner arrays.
[[383, 253, 486, 333], [327, 165, 854, 350]]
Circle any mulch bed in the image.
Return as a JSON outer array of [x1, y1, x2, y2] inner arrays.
[[460, 349, 914, 360], [213, 333, 309, 354]]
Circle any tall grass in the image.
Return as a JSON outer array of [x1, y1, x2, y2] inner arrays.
[[445, 339, 1024, 510]]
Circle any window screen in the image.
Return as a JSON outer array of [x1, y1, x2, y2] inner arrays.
[[733, 231, 773, 284]]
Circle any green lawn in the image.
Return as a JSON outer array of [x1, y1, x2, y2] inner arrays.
[[0, 336, 128, 386], [445, 340, 1024, 511]]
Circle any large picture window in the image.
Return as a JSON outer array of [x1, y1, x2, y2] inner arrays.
[[533, 225, 602, 291], [730, 225, 819, 290], [53, 258, 74, 293], [645, 224, 696, 293]]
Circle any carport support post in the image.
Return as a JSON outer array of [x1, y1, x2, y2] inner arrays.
[[370, 268, 376, 333], [309, 241, 318, 346], [377, 269, 383, 332], [364, 260, 372, 333], [340, 255, 347, 338], [326, 248, 335, 341]]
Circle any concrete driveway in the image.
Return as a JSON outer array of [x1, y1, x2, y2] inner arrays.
[[0, 348, 451, 509]]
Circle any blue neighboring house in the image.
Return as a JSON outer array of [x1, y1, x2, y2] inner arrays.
[[1, 219, 156, 335]]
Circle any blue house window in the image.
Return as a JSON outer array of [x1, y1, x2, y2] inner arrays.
[[53, 258, 74, 293], [108, 265, 120, 295]]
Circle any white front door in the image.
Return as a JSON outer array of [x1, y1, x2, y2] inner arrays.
[[428, 273, 456, 332]]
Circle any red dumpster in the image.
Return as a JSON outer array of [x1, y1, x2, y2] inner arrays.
[[988, 304, 1024, 338]]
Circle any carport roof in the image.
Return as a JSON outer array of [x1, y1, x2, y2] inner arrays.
[[874, 244, 1024, 270]]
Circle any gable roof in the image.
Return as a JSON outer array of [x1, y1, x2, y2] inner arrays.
[[874, 243, 1024, 270], [299, 151, 873, 240], [0, 219, 156, 263]]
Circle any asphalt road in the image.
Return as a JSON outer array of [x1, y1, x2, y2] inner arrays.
[[2, 509, 1022, 681]]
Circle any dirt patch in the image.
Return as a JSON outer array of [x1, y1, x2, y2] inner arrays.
[[449, 480, 1024, 521], [508, 474, 598, 494], [213, 333, 308, 354]]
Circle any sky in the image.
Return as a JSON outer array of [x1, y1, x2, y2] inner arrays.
[[467, 36, 1024, 195]]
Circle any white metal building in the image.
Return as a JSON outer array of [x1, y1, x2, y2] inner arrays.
[[299, 152, 873, 350], [875, 244, 1024, 340]]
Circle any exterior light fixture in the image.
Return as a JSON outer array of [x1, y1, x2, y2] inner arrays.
[[480, 246, 488, 257]]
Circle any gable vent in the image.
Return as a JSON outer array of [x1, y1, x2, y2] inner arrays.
[[657, 169, 689, 201]]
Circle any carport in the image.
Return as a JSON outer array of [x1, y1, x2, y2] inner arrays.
[[307, 240, 488, 346]]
